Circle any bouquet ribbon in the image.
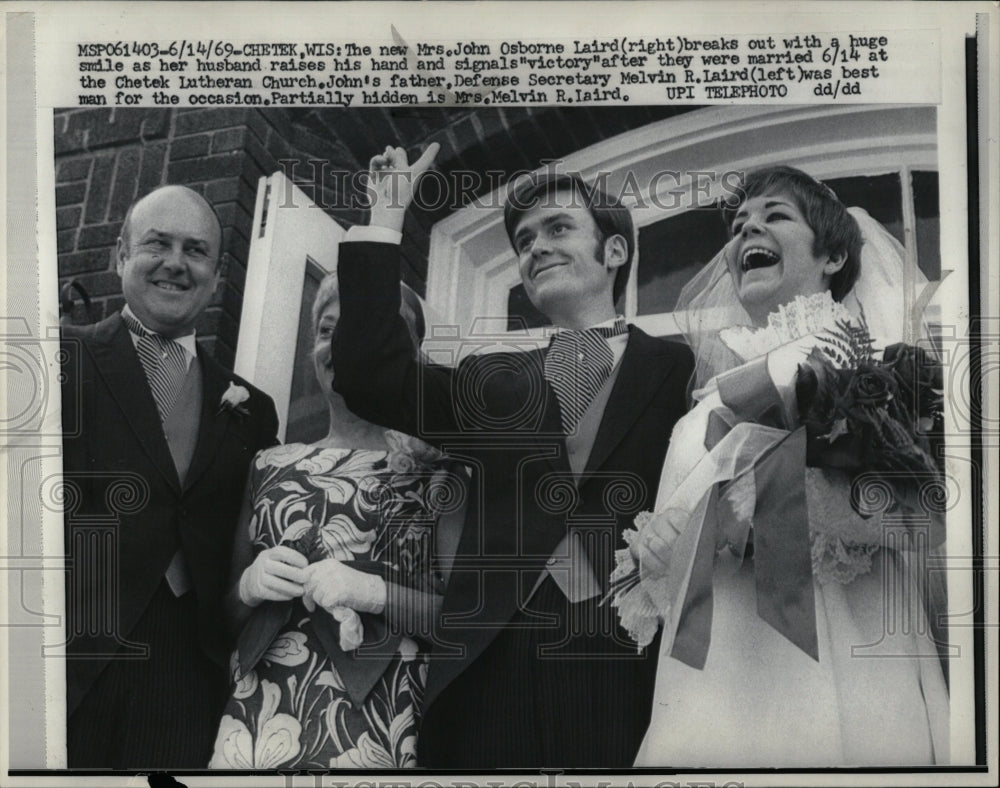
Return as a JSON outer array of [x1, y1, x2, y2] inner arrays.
[[632, 358, 820, 668], [747, 426, 818, 661]]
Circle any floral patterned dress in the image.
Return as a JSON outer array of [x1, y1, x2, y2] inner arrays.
[[209, 434, 450, 769]]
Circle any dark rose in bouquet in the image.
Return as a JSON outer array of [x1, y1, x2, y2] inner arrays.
[[883, 342, 945, 428], [847, 365, 898, 409], [795, 323, 944, 513]]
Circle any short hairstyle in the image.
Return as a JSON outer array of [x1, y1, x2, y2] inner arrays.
[[503, 173, 635, 307], [312, 273, 425, 343], [722, 165, 862, 301], [120, 185, 225, 269], [312, 273, 340, 335]]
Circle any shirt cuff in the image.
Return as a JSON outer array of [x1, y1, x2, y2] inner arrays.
[[344, 225, 403, 245]]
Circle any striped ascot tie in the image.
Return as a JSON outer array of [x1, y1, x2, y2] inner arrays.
[[544, 317, 627, 434], [121, 311, 189, 422]]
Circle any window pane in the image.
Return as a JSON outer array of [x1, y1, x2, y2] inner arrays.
[[825, 173, 905, 246], [912, 170, 941, 281], [636, 208, 729, 315]]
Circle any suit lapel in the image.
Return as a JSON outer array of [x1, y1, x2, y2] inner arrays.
[[88, 315, 181, 492], [533, 346, 566, 454], [183, 346, 233, 491], [522, 347, 572, 549], [584, 327, 679, 476]]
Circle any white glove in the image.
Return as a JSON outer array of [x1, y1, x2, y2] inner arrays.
[[766, 333, 842, 386], [238, 545, 309, 607], [766, 333, 843, 422], [301, 558, 387, 616], [331, 606, 365, 651]]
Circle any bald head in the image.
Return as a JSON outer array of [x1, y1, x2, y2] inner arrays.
[[116, 185, 224, 338], [120, 186, 223, 267]]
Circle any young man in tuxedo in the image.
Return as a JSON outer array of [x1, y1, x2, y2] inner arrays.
[[60, 185, 278, 768], [331, 147, 693, 767]]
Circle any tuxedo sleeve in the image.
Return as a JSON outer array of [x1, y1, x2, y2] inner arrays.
[[332, 241, 460, 442]]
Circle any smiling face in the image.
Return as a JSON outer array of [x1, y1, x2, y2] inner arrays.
[[512, 189, 626, 329], [727, 191, 846, 325], [116, 186, 222, 338]]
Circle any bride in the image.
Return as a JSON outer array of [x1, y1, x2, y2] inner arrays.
[[617, 166, 949, 767]]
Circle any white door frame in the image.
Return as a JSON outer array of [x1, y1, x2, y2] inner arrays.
[[234, 172, 345, 440]]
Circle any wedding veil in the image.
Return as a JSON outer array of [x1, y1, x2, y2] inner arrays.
[[675, 206, 932, 390]]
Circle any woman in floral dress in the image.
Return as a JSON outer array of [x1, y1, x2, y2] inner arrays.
[[617, 166, 949, 766], [209, 276, 456, 769]]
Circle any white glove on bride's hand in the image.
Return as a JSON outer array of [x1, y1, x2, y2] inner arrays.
[[766, 333, 842, 422], [766, 333, 843, 387], [238, 545, 309, 607], [301, 558, 387, 616]]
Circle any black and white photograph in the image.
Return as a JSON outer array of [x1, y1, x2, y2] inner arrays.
[[1, 2, 996, 785]]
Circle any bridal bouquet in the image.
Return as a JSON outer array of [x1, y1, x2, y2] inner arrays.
[[796, 319, 945, 514]]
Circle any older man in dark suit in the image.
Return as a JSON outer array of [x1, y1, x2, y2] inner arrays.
[[60, 185, 278, 768], [331, 146, 693, 768]]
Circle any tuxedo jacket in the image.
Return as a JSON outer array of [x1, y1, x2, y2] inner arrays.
[[333, 242, 693, 754], [60, 313, 278, 716]]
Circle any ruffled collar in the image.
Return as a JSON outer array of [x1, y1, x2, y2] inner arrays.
[[719, 291, 856, 363]]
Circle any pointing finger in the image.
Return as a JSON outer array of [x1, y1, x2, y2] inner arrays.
[[412, 142, 440, 174]]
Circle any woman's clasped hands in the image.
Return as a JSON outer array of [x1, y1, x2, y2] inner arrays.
[[238, 546, 386, 651], [238, 545, 309, 606]]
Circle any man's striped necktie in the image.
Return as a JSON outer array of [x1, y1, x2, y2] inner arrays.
[[121, 311, 189, 422], [543, 317, 627, 434]]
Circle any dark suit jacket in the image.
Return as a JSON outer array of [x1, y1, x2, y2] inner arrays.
[[60, 313, 278, 716], [333, 242, 693, 765]]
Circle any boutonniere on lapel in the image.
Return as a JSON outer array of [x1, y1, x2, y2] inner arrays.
[[218, 382, 251, 419]]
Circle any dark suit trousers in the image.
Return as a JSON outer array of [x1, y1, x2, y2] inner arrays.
[[67, 580, 226, 769], [418, 575, 658, 769]]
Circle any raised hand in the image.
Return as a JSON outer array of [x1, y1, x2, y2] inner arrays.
[[301, 557, 387, 616], [367, 142, 441, 232], [238, 545, 309, 607]]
